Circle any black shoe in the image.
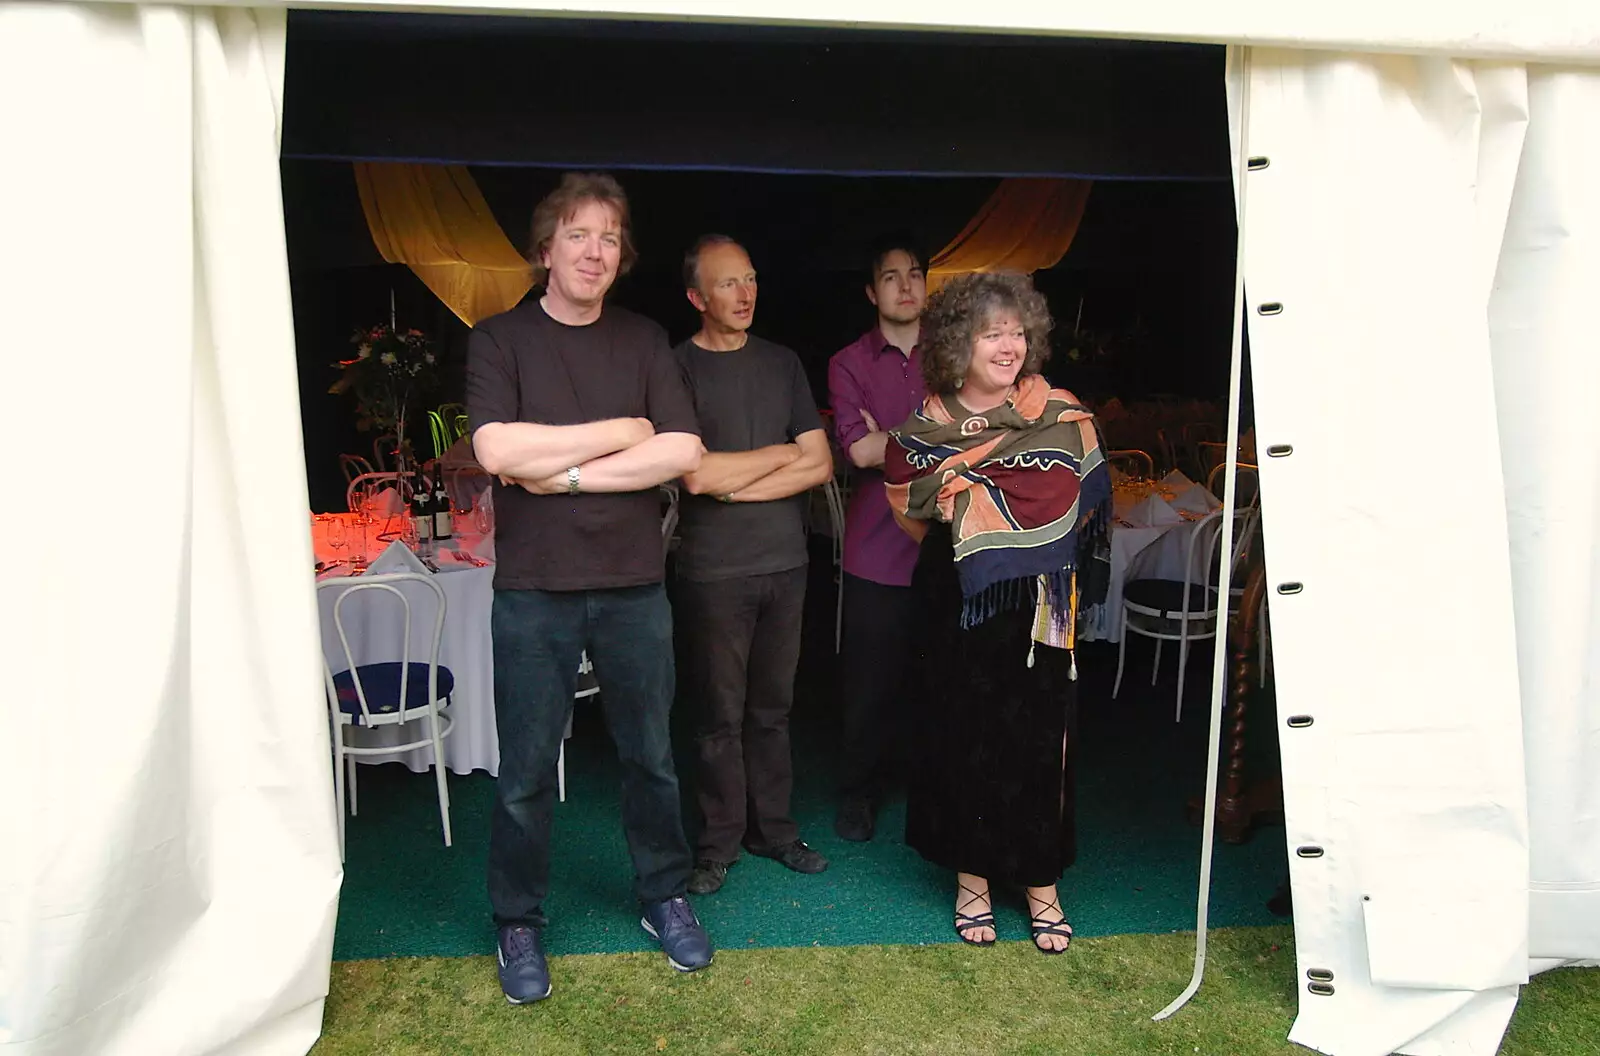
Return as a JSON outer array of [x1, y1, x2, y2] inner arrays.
[[748, 839, 829, 874], [834, 798, 875, 842], [641, 896, 714, 972], [496, 924, 552, 1004], [687, 859, 731, 895]]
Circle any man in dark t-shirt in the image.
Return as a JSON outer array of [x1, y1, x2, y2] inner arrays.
[[672, 236, 835, 896], [466, 174, 713, 1005]]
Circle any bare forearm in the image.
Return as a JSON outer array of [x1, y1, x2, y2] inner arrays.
[[848, 431, 889, 469], [520, 432, 703, 494], [473, 419, 647, 479], [683, 445, 798, 496], [729, 452, 834, 503]]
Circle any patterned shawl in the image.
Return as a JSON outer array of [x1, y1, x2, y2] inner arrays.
[[884, 374, 1110, 627]]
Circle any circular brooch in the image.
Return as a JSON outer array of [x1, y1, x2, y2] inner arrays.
[[960, 416, 988, 436]]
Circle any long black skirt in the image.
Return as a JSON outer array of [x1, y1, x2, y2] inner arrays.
[[904, 525, 1079, 888]]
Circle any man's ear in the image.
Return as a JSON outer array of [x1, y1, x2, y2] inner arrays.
[[686, 288, 708, 313], [865, 283, 879, 308]]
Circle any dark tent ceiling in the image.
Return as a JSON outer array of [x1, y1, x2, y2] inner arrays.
[[283, 14, 1229, 180]]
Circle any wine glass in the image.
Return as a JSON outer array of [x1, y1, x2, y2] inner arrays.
[[326, 519, 348, 562], [359, 488, 381, 531], [473, 493, 494, 536]]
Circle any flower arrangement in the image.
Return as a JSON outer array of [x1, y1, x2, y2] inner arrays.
[[329, 324, 439, 460]]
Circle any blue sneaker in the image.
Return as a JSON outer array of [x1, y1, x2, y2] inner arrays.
[[640, 896, 714, 972], [497, 924, 552, 1004]]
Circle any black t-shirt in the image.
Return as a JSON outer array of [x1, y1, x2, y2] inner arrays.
[[673, 335, 825, 582], [465, 301, 700, 591]]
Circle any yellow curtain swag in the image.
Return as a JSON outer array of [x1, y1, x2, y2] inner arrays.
[[928, 178, 1093, 293], [354, 162, 534, 327]]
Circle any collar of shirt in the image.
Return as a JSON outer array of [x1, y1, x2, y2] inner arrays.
[[867, 327, 918, 359]]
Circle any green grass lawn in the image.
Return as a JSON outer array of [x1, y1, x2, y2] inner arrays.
[[313, 926, 1600, 1055]]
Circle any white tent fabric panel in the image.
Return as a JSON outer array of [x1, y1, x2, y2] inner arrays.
[[258, 0, 1600, 65], [1487, 67, 1600, 968], [2, 4, 1597, 1056], [0, 5, 340, 1056], [1235, 50, 1600, 1056]]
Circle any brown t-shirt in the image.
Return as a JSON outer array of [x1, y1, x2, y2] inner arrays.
[[465, 300, 700, 591]]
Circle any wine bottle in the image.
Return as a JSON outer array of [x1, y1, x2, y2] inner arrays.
[[432, 470, 454, 540], [411, 471, 434, 547]]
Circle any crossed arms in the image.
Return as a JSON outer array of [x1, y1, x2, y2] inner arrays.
[[474, 419, 832, 501], [682, 428, 833, 503], [473, 418, 704, 494]]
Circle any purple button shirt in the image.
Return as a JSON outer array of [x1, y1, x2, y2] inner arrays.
[[827, 328, 928, 587]]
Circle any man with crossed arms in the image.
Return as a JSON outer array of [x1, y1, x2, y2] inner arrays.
[[673, 234, 835, 895], [468, 173, 713, 1005]]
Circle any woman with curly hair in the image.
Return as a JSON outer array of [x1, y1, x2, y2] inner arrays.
[[883, 272, 1109, 954]]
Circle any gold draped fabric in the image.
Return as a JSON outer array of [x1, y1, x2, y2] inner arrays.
[[354, 162, 534, 326], [927, 178, 1093, 292]]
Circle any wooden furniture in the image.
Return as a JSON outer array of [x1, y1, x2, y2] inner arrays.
[[1187, 548, 1283, 843]]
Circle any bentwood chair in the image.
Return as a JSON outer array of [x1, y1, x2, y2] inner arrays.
[[1206, 465, 1266, 686], [1196, 441, 1229, 480], [659, 483, 681, 558], [319, 572, 455, 859], [435, 401, 467, 432], [427, 411, 451, 461], [822, 475, 848, 652], [1113, 506, 1260, 722], [339, 453, 376, 488], [345, 472, 410, 514], [437, 403, 467, 439], [1206, 462, 1261, 508], [1106, 449, 1155, 480], [1155, 428, 1180, 476]]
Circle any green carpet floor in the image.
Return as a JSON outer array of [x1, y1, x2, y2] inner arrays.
[[333, 610, 1288, 961]]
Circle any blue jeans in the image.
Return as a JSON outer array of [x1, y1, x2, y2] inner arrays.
[[487, 584, 692, 927]]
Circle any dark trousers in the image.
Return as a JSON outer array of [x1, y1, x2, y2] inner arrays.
[[675, 566, 807, 863], [837, 572, 918, 801], [487, 584, 692, 927]]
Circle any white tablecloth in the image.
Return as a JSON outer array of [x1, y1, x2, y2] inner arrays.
[[312, 514, 500, 775], [1081, 484, 1210, 643]]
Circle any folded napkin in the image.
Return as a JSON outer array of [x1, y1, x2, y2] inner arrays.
[[1161, 469, 1195, 490], [1169, 483, 1221, 515], [1121, 493, 1183, 528], [371, 486, 405, 515], [366, 539, 432, 576]]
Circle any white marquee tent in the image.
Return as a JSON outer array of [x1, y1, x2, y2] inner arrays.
[[2, 3, 1596, 1055]]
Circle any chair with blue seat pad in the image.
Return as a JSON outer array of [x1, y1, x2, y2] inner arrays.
[[1113, 506, 1260, 723], [319, 571, 455, 858]]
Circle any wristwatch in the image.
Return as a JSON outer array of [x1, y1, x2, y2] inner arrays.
[[566, 466, 581, 495]]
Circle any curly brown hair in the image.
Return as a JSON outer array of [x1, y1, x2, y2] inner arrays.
[[918, 272, 1054, 395], [526, 172, 639, 285]]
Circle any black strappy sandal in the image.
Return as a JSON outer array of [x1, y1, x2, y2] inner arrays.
[[1025, 890, 1073, 955], [954, 881, 997, 947]]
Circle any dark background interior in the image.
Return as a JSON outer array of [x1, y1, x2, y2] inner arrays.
[[282, 14, 1239, 511]]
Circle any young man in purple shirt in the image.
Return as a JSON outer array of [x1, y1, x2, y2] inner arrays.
[[825, 235, 929, 841]]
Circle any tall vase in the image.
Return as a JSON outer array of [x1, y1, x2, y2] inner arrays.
[[392, 416, 412, 493]]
